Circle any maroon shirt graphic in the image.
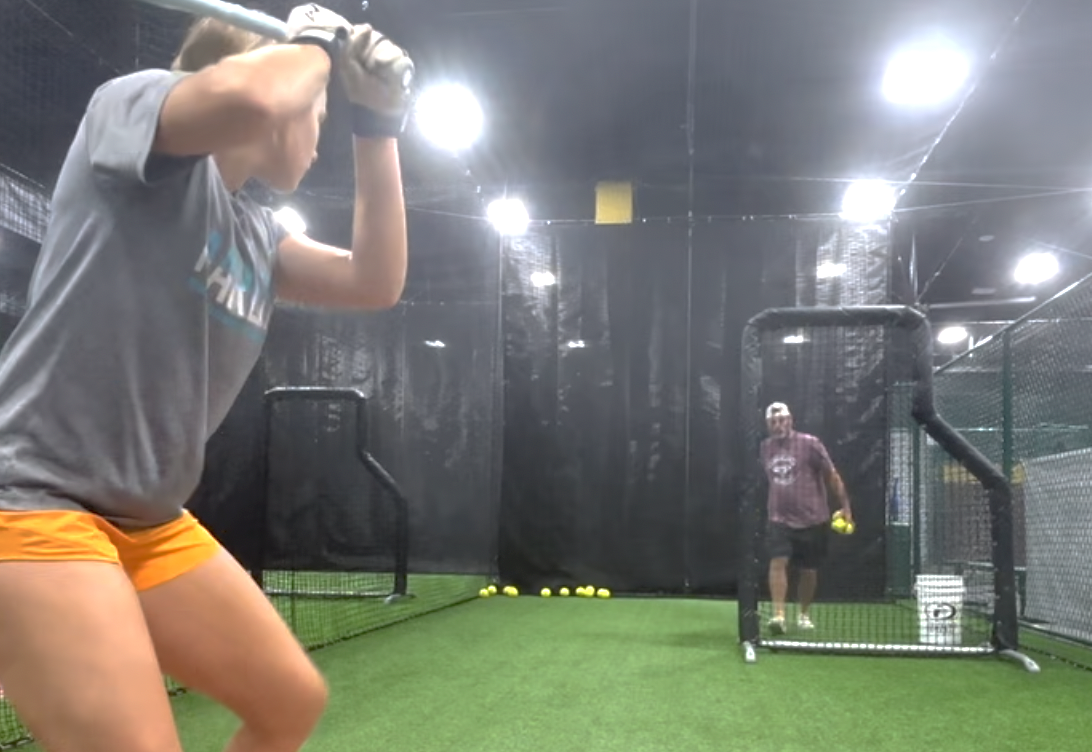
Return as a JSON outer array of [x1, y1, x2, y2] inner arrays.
[[760, 430, 835, 528]]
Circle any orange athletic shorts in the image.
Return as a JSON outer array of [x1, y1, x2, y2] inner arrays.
[[0, 509, 222, 591]]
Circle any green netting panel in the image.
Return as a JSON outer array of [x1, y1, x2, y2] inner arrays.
[[932, 274, 1092, 671], [267, 573, 486, 650]]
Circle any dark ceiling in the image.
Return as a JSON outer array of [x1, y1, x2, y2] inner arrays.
[[4, 0, 1092, 325]]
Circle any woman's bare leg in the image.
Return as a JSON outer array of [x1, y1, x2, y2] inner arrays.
[[138, 549, 328, 752], [0, 561, 183, 752]]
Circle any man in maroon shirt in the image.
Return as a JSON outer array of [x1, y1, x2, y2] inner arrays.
[[760, 402, 852, 635]]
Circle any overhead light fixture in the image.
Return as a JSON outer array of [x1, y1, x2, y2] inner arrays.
[[529, 271, 556, 287], [1013, 251, 1059, 285], [882, 40, 970, 107], [415, 84, 484, 153], [488, 198, 530, 236], [840, 180, 897, 223], [817, 262, 847, 279], [273, 206, 306, 235], [937, 326, 969, 345]]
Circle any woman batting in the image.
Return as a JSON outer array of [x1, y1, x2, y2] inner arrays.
[[0, 5, 411, 751]]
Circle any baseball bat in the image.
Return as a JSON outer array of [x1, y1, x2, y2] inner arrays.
[[138, 0, 290, 40], [134, 0, 413, 91]]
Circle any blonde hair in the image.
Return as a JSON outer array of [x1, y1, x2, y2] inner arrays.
[[170, 17, 274, 73]]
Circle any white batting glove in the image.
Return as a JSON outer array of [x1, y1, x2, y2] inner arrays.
[[286, 3, 352, 39], [339, 24, 415, 117]]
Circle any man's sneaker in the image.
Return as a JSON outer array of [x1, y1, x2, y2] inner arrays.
[[797, 614, 815, 630], [768, 616, 786, 636]]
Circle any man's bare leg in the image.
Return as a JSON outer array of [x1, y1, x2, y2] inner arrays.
[[768, 557, 789, 633], [798, 568, 818, 628]]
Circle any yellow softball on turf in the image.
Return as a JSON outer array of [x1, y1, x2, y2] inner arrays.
[[503, 585, 518, 596], [479, 588, 490, 597], [487, 585, 497, 595], [559, 587, 570, 597], [596, 588, 611, 598], [541, 587, 552, 597]]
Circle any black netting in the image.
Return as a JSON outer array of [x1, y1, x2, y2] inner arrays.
[[738, 308, 1022, 662]]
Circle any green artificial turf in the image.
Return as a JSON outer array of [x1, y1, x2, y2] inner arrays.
[[21, 595, 1086, 752]]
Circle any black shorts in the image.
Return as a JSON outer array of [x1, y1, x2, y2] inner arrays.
[[767, 522, 829, 569]]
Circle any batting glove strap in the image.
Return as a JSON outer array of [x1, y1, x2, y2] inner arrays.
[[288, 27, 348, 67], [351, 103, 409, 139]]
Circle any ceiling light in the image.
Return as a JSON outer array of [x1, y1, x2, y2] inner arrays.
[[487, 198, 530, 236], [273, 206, 306, 235], [883, 41, 970, 106], [937, 326, 969, 345], [840, 180, 897, 223], [1013, 251, 1059, 285], [529, 271, 556, 287], [415, 84, 484, 153]]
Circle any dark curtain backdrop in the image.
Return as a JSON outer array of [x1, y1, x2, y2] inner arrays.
[[188, 208, 504, 580], [495, 218, 830, 596], [0, 176, 892, 599]]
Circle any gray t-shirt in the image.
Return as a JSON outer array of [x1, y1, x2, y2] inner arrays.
[[0, 69, 287, 529]]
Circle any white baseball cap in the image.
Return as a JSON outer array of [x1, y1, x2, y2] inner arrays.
[[765, 402, 791, 419]]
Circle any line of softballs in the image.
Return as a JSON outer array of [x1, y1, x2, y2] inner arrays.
[[479, 584, 612, 599]]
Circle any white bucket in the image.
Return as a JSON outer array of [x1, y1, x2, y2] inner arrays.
[[914, 575, 965, 646]]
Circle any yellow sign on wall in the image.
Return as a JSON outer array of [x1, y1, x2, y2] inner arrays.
[[595, 181, 634, 225]]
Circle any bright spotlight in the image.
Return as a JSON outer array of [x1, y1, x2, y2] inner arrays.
[[883, 41, 970, 106], [273, 206, 306, 235], [487, 198, 530, 236], [1014, 251, 1059, 285], [529, 271, 556, 287], [816, 262, 846, 279], [415, 84, 483, 153], [840, 180, 897, 223], [937, 326, 969, 345]]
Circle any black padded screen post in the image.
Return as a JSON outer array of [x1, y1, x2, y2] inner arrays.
[[259, 387, 410, 599]]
